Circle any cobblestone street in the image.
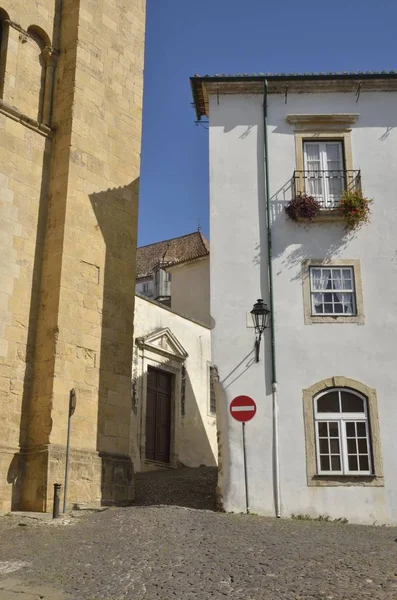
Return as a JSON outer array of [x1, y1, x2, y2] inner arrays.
[[1, 468, 397, 599]]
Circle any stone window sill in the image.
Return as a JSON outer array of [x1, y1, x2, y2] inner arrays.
[[307, 475, 384, 487], [306, 314, 365, 325], [296, 209, 344, 223]]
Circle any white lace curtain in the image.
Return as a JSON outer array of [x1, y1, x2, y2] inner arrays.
[[311, 269, 353, 314]]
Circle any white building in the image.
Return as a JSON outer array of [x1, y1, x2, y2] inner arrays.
[[191, 72, 397, 524], [132, 294, 216, 471], [136, 231, 209, 314]]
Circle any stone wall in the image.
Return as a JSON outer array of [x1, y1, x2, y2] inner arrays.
[[0, 0, 145, 511]]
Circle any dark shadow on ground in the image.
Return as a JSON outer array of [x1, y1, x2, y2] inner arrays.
[[134, 467, 217, 511]]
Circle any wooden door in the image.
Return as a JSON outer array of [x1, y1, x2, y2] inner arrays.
[[145, 367, 172, 463]]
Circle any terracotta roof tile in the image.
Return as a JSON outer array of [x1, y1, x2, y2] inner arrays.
[[136, 232, 209, 279]]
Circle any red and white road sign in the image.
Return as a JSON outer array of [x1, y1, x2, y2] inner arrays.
[[229, 395, 256, 423]]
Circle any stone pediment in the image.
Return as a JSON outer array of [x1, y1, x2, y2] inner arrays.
[[136, 328, 188, 361]]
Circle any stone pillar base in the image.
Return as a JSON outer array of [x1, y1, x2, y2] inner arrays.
[[0, 444, 134, 512]]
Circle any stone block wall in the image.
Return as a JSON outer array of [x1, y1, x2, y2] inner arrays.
[[0, 0, 145, 511]]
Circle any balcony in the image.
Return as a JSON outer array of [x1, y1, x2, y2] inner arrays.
[[292, 169, 361, 222]]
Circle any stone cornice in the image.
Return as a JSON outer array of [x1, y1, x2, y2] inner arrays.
[[286, 113, 359, 127], [0, 99, 53, 137]]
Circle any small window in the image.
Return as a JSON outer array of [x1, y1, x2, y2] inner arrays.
[[209, 366, 217, 415], [304, 141, 345, 208], [165, 272, 172, 283], [142, 282, 149, 293], [314, 388, 372, 476], [310, 266, 356, 316]]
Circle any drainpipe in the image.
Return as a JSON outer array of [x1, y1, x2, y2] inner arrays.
[[263, 80, 281, 518]]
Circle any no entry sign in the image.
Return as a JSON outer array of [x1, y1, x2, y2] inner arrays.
[[230, 395, 256, 423]]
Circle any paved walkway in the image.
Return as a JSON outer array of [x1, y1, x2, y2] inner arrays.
[[1, 468, 397, 599]]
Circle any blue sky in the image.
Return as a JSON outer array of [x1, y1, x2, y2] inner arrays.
[[138, 0, 396, 246]]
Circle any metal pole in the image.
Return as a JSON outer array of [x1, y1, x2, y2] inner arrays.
[[242, 422, 249, 514], [53, 483, 61, 518], [63, 389, 76, 514]]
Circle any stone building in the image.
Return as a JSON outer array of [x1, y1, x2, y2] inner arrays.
[[0, 0, 146, 511], [136, 231, 210, 323]]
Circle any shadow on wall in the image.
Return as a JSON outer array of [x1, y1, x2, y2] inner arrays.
[[7, 136, 53, 510], [182, 368, 216, 467], [90, 179, 139, 505], [253, 176, 355, 282]]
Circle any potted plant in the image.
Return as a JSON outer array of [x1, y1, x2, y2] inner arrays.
[[339, 190, 373, 230], [285, 192, 321, 222]]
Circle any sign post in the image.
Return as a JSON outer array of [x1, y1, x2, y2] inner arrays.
[[63, 388, 76, 514], [229, 395, 257, 514]]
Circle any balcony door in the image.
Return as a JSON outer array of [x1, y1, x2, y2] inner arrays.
[[304, 141, 344, 208]]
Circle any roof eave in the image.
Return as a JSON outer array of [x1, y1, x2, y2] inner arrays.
[[190, 73, 397, 119]]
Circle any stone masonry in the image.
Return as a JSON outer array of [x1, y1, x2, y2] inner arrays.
[[0, 0, 146, 511]]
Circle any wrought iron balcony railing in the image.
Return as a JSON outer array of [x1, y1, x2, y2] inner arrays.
[[293, 170, 361, 209]]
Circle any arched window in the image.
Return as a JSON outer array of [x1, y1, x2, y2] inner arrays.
[[0, 8, 9, 98], [314, 388, 372, 475]]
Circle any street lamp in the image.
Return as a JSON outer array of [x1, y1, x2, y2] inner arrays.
[[250, 299, 271, 363]]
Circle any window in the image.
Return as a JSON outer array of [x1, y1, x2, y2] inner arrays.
[[302, 259, 364, 325], [314, 388, 372, 475], [310, 266, 356, 316], [304, 141, 344, 208], [303, 377, 383, 487], [165, 272, 172, 283], [209, 366, 217, 415], [142, 282, 149, 293]]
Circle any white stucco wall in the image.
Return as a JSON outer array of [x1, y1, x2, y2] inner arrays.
[[209, 90, 397, 524], [132, 294, 216, 471], [168, 256, 210, 326]]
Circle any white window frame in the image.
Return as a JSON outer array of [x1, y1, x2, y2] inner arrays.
[[303, 141, 345, 208], [314, 388, 373, 476], [309, 266, 357, 317]]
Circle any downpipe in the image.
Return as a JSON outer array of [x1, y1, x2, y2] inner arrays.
[[263, 80, 281, 518]]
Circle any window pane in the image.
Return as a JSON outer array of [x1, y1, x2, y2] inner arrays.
[[356, 422, 366, 437], [347, 438, 357, 454], [324, 304, 333, 313], [358, 438, 368, 453], [341, 392, 364, 413], [320, 455, 330, 471], [319, 439, 329, 453], [348, 455, 358, 471], [359, 455, 369, 471], [331, 456, 341, 471], [317, 392, 339, 413], [329, 422, 339, 437], [346, 422, 356, 437], [322, 269, 331, 282], [318, 422, 328, 437], [311, 269, 322, 289], [330, 438, 340, 453], [324, 293, 333, 302]]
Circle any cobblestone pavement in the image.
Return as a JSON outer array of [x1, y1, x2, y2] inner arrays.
[[1, 467, 397, 599]]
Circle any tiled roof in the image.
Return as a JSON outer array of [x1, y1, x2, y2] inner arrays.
[[190, 71, 397, 120], [136, 231, 209, 279]]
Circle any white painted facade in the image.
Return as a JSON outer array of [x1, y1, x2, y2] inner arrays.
[[132, 294, 217, 471], [168, 256, 210, 327], [207, 86, 397, 524]]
